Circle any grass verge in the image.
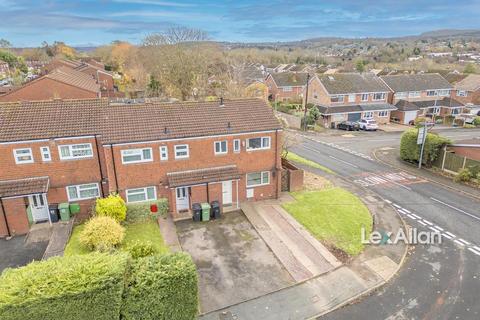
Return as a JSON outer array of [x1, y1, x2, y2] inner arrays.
[[282, 187, 372, 256], [285, 152, 335, 174], [64, 220, 169, 256]]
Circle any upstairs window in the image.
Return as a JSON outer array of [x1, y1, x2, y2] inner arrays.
[[59, 143, 93, 160], [330, 95, 344, 103], [283, 86, 293, 92], [457, 90, 468, 97], [14, 148, 34, 164], [408, 91, 421, 98], [438, 89, 450, 96], [361, 93, 369, 101], [121, 148, 152, 164], [247, 137, 271, 150], [40, 146, 51, 162], [214, 141, 228, 155], [174, 144, 189, 159], [373, 93, 385, 101], [427, 90, 437, 96], [348, 94, 356, 102], [233, 139, 241, 153], [395, 92, 408, 99], [159, 146, 168, 161]]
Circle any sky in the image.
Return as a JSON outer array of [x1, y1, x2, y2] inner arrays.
[[1, 0, 479, 47]]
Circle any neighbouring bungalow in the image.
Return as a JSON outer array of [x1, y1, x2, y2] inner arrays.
[[307, 73, 396, 128]]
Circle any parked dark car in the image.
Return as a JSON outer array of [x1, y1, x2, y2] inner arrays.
[[336, 121, 360, 131]]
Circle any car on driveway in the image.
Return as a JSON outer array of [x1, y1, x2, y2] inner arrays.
[[358, 118, 378, 131], [337, 121, 360, 131]]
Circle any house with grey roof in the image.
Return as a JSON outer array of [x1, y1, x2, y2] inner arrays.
[[264, 72, 309, 103], [307, 73, 396, 128], [381, 73, 464, 125], [451, 74, 480, 106]]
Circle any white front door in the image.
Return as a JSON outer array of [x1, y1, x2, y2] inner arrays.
[[222, 180, 232, 205], [29, 194, 49, 222], [176, 187, 189, 211]]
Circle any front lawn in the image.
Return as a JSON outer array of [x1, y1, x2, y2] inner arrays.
[[285, 152, 335, 174], [282, 187, 372, 256], [64, 220, 169, 256]]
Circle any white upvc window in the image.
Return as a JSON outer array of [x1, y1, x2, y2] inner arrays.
[[126, 186, 157, 203], [408, 91, 421, 98], [283, 86, 292, 92], [364, 111, 374, 118], [159, 146, 168, 161], [246, 171, 270, 187], [121, 148, 152, 164], [429, 107, 440, 115], [426, 90, 437, 97], [40, 146, 51, 162], [214, 140, 228, 155], [451, 108, 461, 115], [438, 89, 450, 96], [13, 148, 34, 164], [457, 90, 468, 97], [373, 92, 386, 101], [330, 95, 344, 103], [348, 94, 356, 102], [59, 143, 93, 160], [361, 93, 369, 101], [233, 139, 241, 153], [247, 137, 271, 150], [66, 183, 100, 201], [174, 144, 189, 159], [395, 92, 408, 99], [378, 110, 388, 117]]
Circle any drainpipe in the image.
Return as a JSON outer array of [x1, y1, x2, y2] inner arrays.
[[275, 129, 280, 199], [110, 145, 119, 193], [94, 135, 106, 197], [0, 197, 11, 238]]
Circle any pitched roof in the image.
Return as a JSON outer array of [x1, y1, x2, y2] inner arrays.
[[316, 103, 397, 115], [46, 67, 100, 93], [395, 100, 420, 111], [380, 73, 452, 92], [167, 165, 240, 187], [0, 176, 49, 198], [319, 73, 390, 94], [0, 98, 281, 144], [268, 72, 308, 87], [455, 74, 480, 91], [412, 97, 464, 109]]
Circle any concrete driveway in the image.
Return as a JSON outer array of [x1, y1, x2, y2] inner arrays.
[[176, 211, 294, 314], [0, 235, 48, 273]]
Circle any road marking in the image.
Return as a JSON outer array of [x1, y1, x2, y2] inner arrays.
[[428, 226, 439, 232], [468, 248, 480, 256], [387, 179, 412, 191], [432, 225, 444, 232], [458, 239, 471, 246], [384, 199, 392, 204], [407, 214, 417, 220], [411, 213, 421, 219], [454, 240, 465, 246], [328, 155, 359, 168], [418, 221, 427, 226], [398, 209, 409, 215], [393, 203, 402, 209], [423, 219, 433, 225], [401, 208, 411, 214], [445, 231, 456, 238], [474, 246, 480, 251], [430, 197, 480, 222], [442, 233, 453, 239]]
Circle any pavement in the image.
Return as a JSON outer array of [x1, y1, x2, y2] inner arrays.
[[288, 130, 480, 319], [200, 169, 407, 320], [176, 211, 294, 314], [158, 214, 182, 252], [0, 234, 48, 273], [42, 220, 74, 259]]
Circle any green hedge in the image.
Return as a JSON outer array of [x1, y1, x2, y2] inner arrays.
[[126, 199, 168, 223], [121, 253, 198, 320], [400, 129, 450, 166], [0, 253, 128, 320]]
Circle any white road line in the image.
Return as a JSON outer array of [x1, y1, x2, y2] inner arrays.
[[442, 233, 453, 239], [401, 208, 411, 214], [398, 209, 409, 215], [445, 231, 456, 238], [430, 197, 480, 222], [432, 226, 444, 232], [454, 240, 465, 246], [384, 199, 392, 204], [411, 213, 421, 219], [429, 226, 439, 232], [423, 219, 433, 225], [328, 155, 359, 168], [393, 203, 402, 209], [418, 221, 427, 226], [468, 248, 480, 256], [407, 214, 417, 220], [474, 246, 480, 252], [458, 239, 471, 246]]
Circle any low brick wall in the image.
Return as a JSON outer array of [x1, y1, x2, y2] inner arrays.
[[282, 159, 304, 192]]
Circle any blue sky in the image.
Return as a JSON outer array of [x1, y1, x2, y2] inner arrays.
[[1, 0, 479, 47]]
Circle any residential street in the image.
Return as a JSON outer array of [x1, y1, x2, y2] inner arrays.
[[288, 129, 480, 320]]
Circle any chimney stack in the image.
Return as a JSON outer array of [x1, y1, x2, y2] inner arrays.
[[219, 97, 224, 107]]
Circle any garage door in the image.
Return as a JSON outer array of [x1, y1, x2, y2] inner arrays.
[[403, 111, 418, 125], [347, 113, 361, 122]]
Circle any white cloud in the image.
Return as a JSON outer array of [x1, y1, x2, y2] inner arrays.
[[112, 0, 195, 7]]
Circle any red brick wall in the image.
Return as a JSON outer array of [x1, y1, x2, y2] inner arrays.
[[450, 146, 480, 162], [265, 76, 304, 102], [451, 89, 480, 105], [0, 78, 98, 102], [0, 198, 30, 237]]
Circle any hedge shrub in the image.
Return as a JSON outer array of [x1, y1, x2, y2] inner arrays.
[[454, 168, 473, 182], [126, 199, 168, 223], [0, 253, 128, 320], [95, 194, 127, 222], [121, 253, 198, 320], [125, 240, 157, 259], [80, 216, 125, 252], [400, 129, 450, 166]]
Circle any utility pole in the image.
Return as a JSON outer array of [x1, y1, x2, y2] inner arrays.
[[418, 121, 428, 169], [303, 73, 311, 131]]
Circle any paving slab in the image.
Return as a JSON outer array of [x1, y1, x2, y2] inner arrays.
[[158, 214, 182, 252], [43, 220, 73, 259]]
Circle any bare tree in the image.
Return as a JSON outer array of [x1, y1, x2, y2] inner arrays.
[[142, 27, 208, 46]]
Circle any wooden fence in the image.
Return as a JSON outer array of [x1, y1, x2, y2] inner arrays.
[[434, 146, 480, 173]]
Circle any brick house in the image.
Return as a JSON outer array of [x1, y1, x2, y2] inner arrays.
[[380, 73, 463, 124], [450, 74, 480, 106], [0, 98, 282, 237], [307, 73, 396, 128], [0, 67, 101, 102], [265, 72, 308, 102]]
